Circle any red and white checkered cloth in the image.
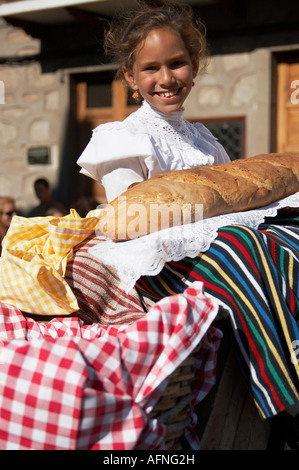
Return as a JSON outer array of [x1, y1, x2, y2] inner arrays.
[[0, 282, 222, 450]]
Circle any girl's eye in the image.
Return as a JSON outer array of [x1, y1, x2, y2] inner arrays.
[[143, 65, 157, 71], [141, 60, 186, 71], [171, 61, 185, 68]]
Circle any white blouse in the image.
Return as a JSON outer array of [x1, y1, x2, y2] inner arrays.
[[77, 100, 230, 202]]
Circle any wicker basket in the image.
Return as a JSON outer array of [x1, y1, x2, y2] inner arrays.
[[149, 345, 201, 450]]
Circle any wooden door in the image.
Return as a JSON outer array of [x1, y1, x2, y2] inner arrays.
[[75, 72, 139, 203], [276, 57, 299, 154]]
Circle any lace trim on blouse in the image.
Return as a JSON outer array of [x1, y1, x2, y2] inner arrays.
[[92, 101, 219, 164], [126, 101, 217, 155]]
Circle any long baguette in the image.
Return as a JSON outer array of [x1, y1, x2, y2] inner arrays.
[[97, 153, 299, 240]]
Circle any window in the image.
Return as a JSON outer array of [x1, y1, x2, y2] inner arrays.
[[86, 81, 112, 108], [201, 118, 245, 160], [75, 70, 115, 109]]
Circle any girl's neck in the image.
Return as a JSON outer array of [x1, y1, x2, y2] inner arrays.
[[141, 99, 184, 121]]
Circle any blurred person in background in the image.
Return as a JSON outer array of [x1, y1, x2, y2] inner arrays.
[[0, 196, 17, 255], [71, 195, 99, 218], [28, 178, 67, 217]]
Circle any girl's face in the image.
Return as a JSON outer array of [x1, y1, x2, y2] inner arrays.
[[123, 27, 198, 114]]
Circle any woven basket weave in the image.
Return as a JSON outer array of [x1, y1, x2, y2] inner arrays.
[[149, 345, 201, 450]]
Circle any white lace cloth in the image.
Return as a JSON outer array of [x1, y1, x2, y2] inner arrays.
[[89, 191, 299, 293]]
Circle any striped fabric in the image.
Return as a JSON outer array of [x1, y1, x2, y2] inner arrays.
[[64, 236, 155, 325], [136, 218, 299, 419]]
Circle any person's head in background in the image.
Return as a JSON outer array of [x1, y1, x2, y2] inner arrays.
[[33, 178, 52, 204], [45, 207, 66, 217], [0, 196, 17, 237]]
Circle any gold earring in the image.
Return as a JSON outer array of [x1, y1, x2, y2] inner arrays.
[[132, 90, 139, 100]]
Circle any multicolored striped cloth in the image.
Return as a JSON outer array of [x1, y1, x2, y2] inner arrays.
[[136, 217, 299, 419]]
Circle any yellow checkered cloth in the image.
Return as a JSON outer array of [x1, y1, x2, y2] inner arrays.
[[0, 209, 101, 316]]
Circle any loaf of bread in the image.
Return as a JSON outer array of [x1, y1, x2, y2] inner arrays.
[[97, 153, 299, 240]]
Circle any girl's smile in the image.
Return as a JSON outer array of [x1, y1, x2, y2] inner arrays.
[[123, 27, 198, 114]]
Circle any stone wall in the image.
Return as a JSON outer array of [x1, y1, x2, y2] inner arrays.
[[0, 23, 69, 214]]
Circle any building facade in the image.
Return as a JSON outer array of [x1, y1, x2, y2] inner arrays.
[[0, 0, 299, 213]]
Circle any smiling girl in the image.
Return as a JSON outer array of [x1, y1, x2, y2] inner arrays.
[[77, 2, 230, 203]]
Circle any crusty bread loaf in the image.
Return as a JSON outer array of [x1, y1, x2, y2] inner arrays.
[[97, 153, 299, 240]]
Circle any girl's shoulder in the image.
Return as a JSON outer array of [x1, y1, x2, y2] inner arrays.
[[85, 112, 154, 162], [92, 110, 148, 137], [92, 120, 125, 134]]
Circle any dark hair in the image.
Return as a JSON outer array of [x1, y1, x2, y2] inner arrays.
[[104, 1, 208, 81], [34, 178, 49, 188]]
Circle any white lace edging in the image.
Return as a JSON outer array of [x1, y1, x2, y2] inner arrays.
[[126, 101, 220, 164], [89, 192, 299, 292]]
